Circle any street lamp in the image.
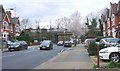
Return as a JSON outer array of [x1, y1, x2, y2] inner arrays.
[[63, 30, 65, 43]]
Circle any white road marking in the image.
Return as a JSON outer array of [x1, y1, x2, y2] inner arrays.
[[24, 50, 34, 53]]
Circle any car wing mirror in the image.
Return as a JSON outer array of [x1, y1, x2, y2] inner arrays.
[[118, 40, 120, 44]]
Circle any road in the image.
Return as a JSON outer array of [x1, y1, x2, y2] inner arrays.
[[36, 44, 94, 69], [2, 45, 64, 69]]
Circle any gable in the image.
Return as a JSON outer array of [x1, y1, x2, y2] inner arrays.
[[3, 13, 10, 23]]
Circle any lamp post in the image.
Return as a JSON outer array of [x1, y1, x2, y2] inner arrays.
[[63, 30, 65, 43], [97, 43, 100, 68]]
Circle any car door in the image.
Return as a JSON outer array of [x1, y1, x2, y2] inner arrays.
[[118, 45, 120, 53]]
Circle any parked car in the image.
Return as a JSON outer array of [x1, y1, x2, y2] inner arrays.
[[8, 41, 28, 51], [64, 41, 72, 47], [3, 40, 14, 47], [99, 44, 120, 62], [99, 38, 120, 47], [39, 40, 53, 50], [70, 40, 74, 45], [83, 38, 96, 47], [57, 41, 64, 46]]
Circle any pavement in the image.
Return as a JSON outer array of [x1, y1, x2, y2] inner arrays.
[[90, 56, 109, 67], [34, 44, 94, 69]]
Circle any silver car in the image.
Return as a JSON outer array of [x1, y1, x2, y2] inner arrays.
[[99, 38, 120, 47]]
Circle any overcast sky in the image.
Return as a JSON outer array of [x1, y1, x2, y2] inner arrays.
[[0, 0, 118, 28]]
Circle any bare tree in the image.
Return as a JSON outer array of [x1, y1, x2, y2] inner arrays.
[[61, 17, 71, 30], [55, 17, 70, 31], [69, 11, 86, 36], [35, 20, 41, 29], [54, 11, 88, 36], [20, 18, 30, 30], [55, 19, 62, 30]]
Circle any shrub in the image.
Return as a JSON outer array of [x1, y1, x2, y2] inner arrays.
[[105, 61, 120, 68], [106, 61, 117, 68], [87, 42, 97, 56], [96, 36, 103, 42], [16, 33, 34, 44], [99, 44, 106, 50]]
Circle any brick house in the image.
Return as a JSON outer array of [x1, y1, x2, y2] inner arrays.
[[11, 17, 21, 37], [116, 1, 120, 38], [2, 11, 11, 40], [0, 5, 21, 40], [103, 2, 120, 38], [109, 2, 119, 38], [103, 8, 109, 37], [0, 5, 5, 39]]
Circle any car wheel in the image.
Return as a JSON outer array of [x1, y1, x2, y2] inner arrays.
[[110, 53, 120, 62], [8, 48, 12, 52], [40, 47, 42, 50], [25, 47, 28, 50], [51, 47, 53, 49]]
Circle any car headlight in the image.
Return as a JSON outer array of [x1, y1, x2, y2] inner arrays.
[[15, 45, 20, 47], [100, 50, 109, 53], [47, 45, 49, 47]]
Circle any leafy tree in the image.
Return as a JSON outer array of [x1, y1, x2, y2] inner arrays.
[[17, 31, 34, 43], [98, 19, 103, 36]]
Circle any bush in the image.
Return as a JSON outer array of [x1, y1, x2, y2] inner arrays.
[[16, 33, 34, 44], [99, 44, 106, 50], [105, 61, 120, 68], [87, 42, 97, 56], [96, 36, 103, 42]]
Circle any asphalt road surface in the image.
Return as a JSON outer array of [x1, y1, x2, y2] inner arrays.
[[2, 45, 64, 69]]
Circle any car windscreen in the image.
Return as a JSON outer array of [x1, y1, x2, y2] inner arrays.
[[11, 42, 20, 46], [105, 38, 120, 43], [41, 41, 50, 45]]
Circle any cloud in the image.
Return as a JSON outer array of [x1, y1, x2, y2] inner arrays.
[[0, 0, 119, 28]]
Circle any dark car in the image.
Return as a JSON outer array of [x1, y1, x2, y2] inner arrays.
[[8, 41, 28, 51], [64, 41, 72, 47], [39, 40, 53, 50]]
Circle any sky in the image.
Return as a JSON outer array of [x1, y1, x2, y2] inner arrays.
[[0, 0, 119, 28]]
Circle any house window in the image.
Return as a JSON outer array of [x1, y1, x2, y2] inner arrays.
[[4, 34, 6, 37], [2, 34, 6, 38], [3, 21, 8, 30]]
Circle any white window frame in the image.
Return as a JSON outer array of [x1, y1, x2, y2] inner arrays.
[[3, 21, 8, 30]]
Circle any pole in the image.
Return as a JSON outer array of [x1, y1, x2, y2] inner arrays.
[[63, 31, 65, 43], [14, 6, 17, 40], [1, 13, 3, 52], [97, 44, 100, 68], [1, 37, 3, 52]]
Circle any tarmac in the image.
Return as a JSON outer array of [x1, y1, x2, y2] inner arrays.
[[34, 44, 94, 69]]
